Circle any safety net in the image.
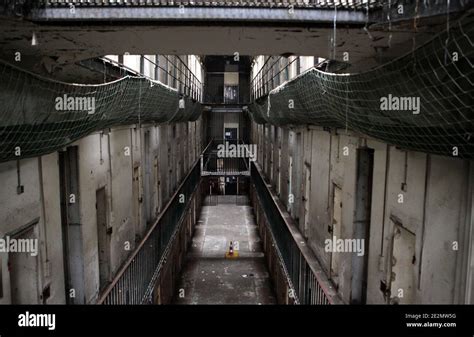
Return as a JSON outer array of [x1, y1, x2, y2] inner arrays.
[[248, 13, 474, 159], [0, 61, 202, 163]]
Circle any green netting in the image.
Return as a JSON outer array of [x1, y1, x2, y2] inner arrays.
[[248, 14, 474, 158], [0, 61, 202, 163], [248, 96, 270, 124]]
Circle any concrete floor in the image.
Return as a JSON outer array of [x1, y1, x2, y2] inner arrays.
[[173, 196, 277, 304]]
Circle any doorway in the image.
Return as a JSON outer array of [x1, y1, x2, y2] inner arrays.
[[8, 222, 39, 304], [224, 71, 239, 104], [303, 165, 311, 239], [389, 218, 416, 304], [133, 166, 142, 243], [96, 187, 110, 291], [154, 155, 161, 215], [144, 131, 152, 225], [331, 184, 343, 286], [225, 176, 237, 195]]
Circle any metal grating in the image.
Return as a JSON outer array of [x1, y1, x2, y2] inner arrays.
[[38, 0, 384, 10]]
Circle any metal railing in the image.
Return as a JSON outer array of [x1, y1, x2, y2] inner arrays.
[[251, 56, 298, 101], [250, 56, 345, 101], [251, 161, 342, 304], [36, 0, 383, 10], [145, 55, 202, 101], [102, 55, 203, 101], [97, 145, 208, 304], [201, 139, 252, 176]]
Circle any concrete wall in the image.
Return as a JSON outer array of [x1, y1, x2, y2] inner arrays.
[[0, 153, 65, 304], [251, 121, 474, 304], [0, 118, 203, 304]]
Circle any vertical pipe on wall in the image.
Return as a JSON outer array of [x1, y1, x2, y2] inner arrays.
[[37, 156, 49, 303], [417, 154, 431, 290], [380, 145, 390, 257], [107, 131, 114, 212], [350, 147, 374, 304]]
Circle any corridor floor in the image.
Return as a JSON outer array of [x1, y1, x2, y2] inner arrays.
[[173, 196, 277, 304]]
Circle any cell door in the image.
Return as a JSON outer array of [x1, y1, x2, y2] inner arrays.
[[133, 166, 142, 242], [96, 187, 110, 290], [9, 223, 39, 304], [225, 176, 237, 195], [224, 72, 239, 104], [144, 131, 152, 225], [154, 156, 161, 215], [270, 142, 274, 181], [303, 166, 311, 239], [331, 184, 343, 284], [389, 220, 416, 304]]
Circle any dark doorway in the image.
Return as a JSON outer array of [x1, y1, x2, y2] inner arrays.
[[205, 177, 219, 206], [225, 176, 237, 195], [144, 130, 152, 226], [236, 177, 250, 205], [8, 222, 39, 304], [96, 186, 111, 291]]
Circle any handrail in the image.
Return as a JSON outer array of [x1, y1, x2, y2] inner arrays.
[[34, 0, 384, 10], [139, 55, 202, 101], [250, 56, 299, 101], [101, 55, 203, 101], [251, 56, 280, 89], [167, 55, 203, 86], [251, 161, 343, 304], [250, 56, 334, 101]]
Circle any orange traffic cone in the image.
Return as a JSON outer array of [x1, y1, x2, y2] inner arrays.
[[225, 240, 238, 259], [229, 241, 234, 256]]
